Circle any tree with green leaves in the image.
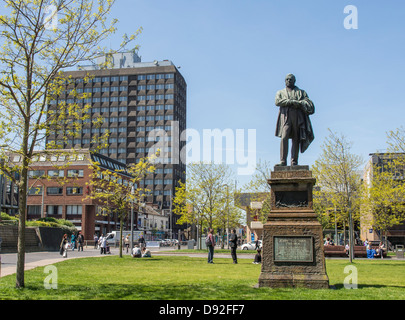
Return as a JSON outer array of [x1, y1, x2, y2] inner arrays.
[[312, 129, 363, 262], [361, 127, 405, 247], [172, 162, 242, 247], [215, 182, 244, 249], [0, 0, 140, 288], [387, 126, 405, 153], [86, 156, 155, 258]]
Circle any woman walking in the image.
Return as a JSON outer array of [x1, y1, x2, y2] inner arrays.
[[60, 234, 68, 258], [206, 228, 215, 264], [99, 234, 107, 254], [124, 235, 130, 253]]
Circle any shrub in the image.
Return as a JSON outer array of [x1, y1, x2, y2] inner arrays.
[[1, 212, 18, 221], [56, 219, 75, 227], [26, 220, 52, 227], [26, 217, 77, 234], [38, 217, 58, 223]]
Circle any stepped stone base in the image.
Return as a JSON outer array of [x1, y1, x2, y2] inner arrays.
[[256, 166, 329, 289]]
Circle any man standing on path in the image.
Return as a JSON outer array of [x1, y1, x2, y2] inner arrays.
[[229, 229, 238, 264], [77, 232, 84, 252], [207, 228, 215, 264], [139, 235, 145, 250]]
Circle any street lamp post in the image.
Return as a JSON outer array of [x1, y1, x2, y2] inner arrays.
[[130, 184, 134, 253], [226, 184, 230, 249], [334, 206, 338, 245], [0, 173, 3, 215], [169, 189, 173, 240], [223, 184, 230, 249], [349, 207, 354, 263], [38, 185, 45, 219]]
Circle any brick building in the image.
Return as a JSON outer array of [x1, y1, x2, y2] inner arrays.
[[45, 52, 187, 239], [361, 153, 405, 246], [235, 193, 269, 243], [23, 149, 133, 240]]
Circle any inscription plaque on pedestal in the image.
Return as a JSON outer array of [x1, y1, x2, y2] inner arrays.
[[274, 236, 313, 263]]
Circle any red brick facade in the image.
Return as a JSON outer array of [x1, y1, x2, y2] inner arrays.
[[26, 150, 131, 240]]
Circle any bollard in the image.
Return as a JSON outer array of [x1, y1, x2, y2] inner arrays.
[[396, 245, 404, 259]]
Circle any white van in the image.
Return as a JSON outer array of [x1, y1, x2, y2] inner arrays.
[[106, 231, 145, 245]]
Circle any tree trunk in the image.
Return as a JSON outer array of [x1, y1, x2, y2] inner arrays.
[[343, 220, 347, 246], [119, 218, 123, 258], [221, 223, 226, 249], [16, 162, 29, 288], [349, 210, 354, 263]]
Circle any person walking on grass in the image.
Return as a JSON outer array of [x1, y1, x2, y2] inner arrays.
[[206, 228, 216, 264]]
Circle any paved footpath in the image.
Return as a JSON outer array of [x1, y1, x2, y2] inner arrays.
[[0, 247, 113, 278]]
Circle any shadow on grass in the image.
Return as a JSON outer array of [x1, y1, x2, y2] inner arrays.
[[332, 283, 405, 290], [3, 280, 405, 300], [15, 283, 260, 300]]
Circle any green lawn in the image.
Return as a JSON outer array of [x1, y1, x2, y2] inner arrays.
[[1, 255, 404, 300]]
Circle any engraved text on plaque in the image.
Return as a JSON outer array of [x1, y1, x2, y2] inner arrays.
[[273, 236, 314, 262]]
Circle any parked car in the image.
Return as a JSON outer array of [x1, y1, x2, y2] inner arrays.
[[241, 240, 262, 250]]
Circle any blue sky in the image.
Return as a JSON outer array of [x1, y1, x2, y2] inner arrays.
[[106, 0, 405, 186], [40, 1, 405, 185]]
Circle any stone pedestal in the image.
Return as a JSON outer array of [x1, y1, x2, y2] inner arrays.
[[257, 166, 329, 289]]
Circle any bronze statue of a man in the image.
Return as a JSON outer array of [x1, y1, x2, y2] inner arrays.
[[275, 74, 315, 166]]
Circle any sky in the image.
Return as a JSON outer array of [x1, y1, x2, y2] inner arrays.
[[7, 0, 405, 187], [106, 0, 404, 188]]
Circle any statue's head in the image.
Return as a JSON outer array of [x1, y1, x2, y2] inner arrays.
[[285, 74, 296, 88]]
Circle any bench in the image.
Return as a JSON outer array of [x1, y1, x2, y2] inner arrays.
[[323, 245, 387, 258]]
